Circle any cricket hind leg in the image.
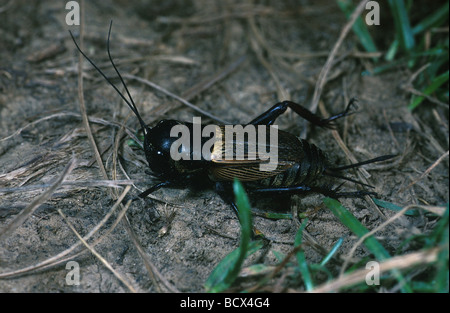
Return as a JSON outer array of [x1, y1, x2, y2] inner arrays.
[[250, 184, 377, 199], [248, 98, 358, 128]]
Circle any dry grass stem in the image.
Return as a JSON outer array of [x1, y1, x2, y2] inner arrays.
[[0, 158, 77, 241], [311, 247, 441, 293], [0, 111, 138, 144], [1, 0, 446, 293], [400, 150, 449, 193], [58, 207, 138, 293], [123, 73, 230, 124], [110, 106, 179, 293], [310, 0, 369, 112], [0, 185, 131, 279], [75, 2, 108, 181], [318, 100, 386, 218], [248, 16, 289, 100], [0, 179, 139, 194], [181, 55, 246, 101], [339, 204, 436, 276]]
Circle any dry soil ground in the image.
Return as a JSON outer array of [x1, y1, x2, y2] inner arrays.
[[0, 0, 448, 292]]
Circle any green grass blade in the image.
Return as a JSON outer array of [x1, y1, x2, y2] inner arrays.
[[324, 198, 390, 259], [126, 129, 144, 149], [272, 250, 285, 263], [337, 0, 378, 57], [386, 2, 448, 61], [323, 198, 413, 292], [295, 218, 314, 291], [409, 70, 449, 110], [411, 2, 449, 34], [320, 237, 344, 266], [204, 179, 256, 292], [233, 178, 253, 246], [388, 0, 415, 52], [204, 241, 263, 292], [434, 206, 449, 292], [372, 198, 419, 216], [385, 38, 400, 61], [370, 48, 446, 75]]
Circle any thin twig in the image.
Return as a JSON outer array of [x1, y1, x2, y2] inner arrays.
[[0, 112, 137, 143], [310, 247, 441, 293], [0, 185, 131, 279], [403, 85, 449, 108], [400, 63, 448, 108], [73, 7, 161, 291], [111, 112, 179, 293], [156, 5, 278, 25], [399, 150, 449, 193], [273, 50, 383, 59], [318, 100, 387, 219], [0, 158, 77, 241], [181, 55, 246, 100], [123, 215, 180, 293], [123, 74, 230, 124], [0, 179, 141, 194], [76, 1, 108, 181], [247, 15, 289, 100], [112, 115, 161, 292], [66, 1, 153, 292], [58, 206, 138, 293], [310, 0, 369, 113], [339, 204, 427, 276], [246, 245, 304, 293]]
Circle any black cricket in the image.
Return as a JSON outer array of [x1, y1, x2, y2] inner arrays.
[[70, 23, 394, 215]]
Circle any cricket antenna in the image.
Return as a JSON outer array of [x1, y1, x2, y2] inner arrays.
[[323, 154, 397, 187], [323, 171, 375, 188], [69, 20, 150, 135], [327, 155, 397, 172]]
